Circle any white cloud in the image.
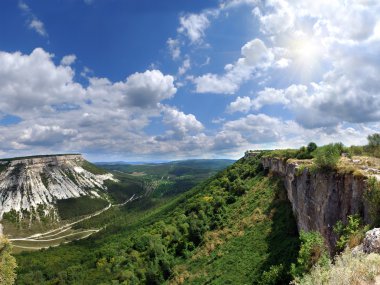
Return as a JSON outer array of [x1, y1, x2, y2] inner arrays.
[[0, 48, 84, 114], [20, 125, 78, 146], [178, 58, 191, 75], [178, 13, 211, 44], [236, 0, 380, 130], [167, 38, 181, 60], [194, 38, 274, 94], [253, 0, 294, 36], [223, 114, 284, 143], [119, 70, 177, 108], [227, 96, 252, 113], [60, 54, 77, 66], [0, 48, 196, 159], [29, 19, 47, 37], [160, 106, 204, 140], [227, 88, 288, 113], [19, 1, 48, 37]]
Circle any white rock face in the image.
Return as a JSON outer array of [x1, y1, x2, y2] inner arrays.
[[0, 154, 115, 219], [363, 228, 380, 254]]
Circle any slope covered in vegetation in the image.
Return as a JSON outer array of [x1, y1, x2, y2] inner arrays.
[[14, 155, 300, 284]]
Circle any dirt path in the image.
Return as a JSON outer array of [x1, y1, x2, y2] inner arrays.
[[11, 229, 99, 242], [9, 194, 139, 250]]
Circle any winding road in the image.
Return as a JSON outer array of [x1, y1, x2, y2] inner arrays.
[[9, 194, 139, 251]]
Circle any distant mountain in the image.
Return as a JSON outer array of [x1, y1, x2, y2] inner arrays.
[[98, 159, 235, 176], [95, 158, 235, 166], [0, 154, 115, 234]]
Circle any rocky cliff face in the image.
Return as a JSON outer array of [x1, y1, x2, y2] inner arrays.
[[261, 157, 369, 251], [0, 154, 114, 219]]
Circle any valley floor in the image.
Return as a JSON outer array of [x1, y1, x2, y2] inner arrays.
[[10, 194, 138, 253]]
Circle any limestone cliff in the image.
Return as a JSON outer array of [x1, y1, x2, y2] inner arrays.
[[0, 154, 115, 219], [261, 157, 369, 251]]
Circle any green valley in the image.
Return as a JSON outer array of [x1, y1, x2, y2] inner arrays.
[[14, 154, 300, 284]]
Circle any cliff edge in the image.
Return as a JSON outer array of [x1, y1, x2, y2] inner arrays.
[[261, 156, 370, 251]]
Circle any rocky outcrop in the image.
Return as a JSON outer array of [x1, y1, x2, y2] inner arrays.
[[363, 228, 380, 254], [0, 154, 115, 219], [261, 157, 369, 251]]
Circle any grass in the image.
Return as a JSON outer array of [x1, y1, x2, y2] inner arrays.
[[81, 160, 108, 175]]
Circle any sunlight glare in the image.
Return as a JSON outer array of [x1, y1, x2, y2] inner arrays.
[[289, 37, 324, 81]]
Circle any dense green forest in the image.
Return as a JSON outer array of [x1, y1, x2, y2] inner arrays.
[[14, 154, 300, 284], [102, 159, 235, 199]]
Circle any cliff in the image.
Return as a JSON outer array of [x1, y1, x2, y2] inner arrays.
[[261, 157, 369, 251], [0, 154, 115, 219]]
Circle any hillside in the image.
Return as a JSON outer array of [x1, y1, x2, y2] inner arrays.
[[100, 159, 235, 198], [14, 154, 300, 284], [0, 154, 115, 237]]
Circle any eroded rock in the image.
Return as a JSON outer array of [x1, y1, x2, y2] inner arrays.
[[261, 157, 369, 252], [363, 228, 380, 254]]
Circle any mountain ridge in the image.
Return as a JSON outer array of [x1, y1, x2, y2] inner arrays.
[[0, 154, 115, 232]]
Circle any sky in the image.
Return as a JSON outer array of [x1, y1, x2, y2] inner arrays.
[[0, 0, 380, 161]]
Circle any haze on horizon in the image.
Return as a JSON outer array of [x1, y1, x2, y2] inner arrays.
[[0, 0, 379, 162]]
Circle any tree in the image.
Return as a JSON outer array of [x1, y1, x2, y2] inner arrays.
[[0, 236, 17, 285], [307, 142, 317, 153], [367, 133, 380, 148]]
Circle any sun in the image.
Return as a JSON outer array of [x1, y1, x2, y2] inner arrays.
[[288, 36, 324, 80], [294, 39, 320, 62]]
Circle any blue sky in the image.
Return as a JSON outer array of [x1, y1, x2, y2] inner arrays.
[[0, 0, 380, 161]]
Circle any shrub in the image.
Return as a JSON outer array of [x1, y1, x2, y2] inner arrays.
[[293, 250, 380, 285], [348, 145, 364, 156], [260, 264, 286, 285], [312, 143, 342, 170], [296, 146, 313, 159], [367, 133, 380, 148], [291, 231, 329, 279], [0, 237, 17, 285], [333, 215, 368, 251]]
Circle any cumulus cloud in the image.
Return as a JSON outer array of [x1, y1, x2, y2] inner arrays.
[[227, 88, 288, 113], [194, 39, 274, 94], [20, 125, 78, 146], [232, 0, 380, 130], [0, 48, 84, 114], [159, 106, 204, 140], [178, 13, 211, 44], [227, 96, 252, 113], [0, 48, 213, 159], [119, 70, 177, 108]]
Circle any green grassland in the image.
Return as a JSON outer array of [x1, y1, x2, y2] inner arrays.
[[15, 155, 299, 284]]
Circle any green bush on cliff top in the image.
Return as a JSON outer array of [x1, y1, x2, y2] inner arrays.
[[312, 143, 342, 171]]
